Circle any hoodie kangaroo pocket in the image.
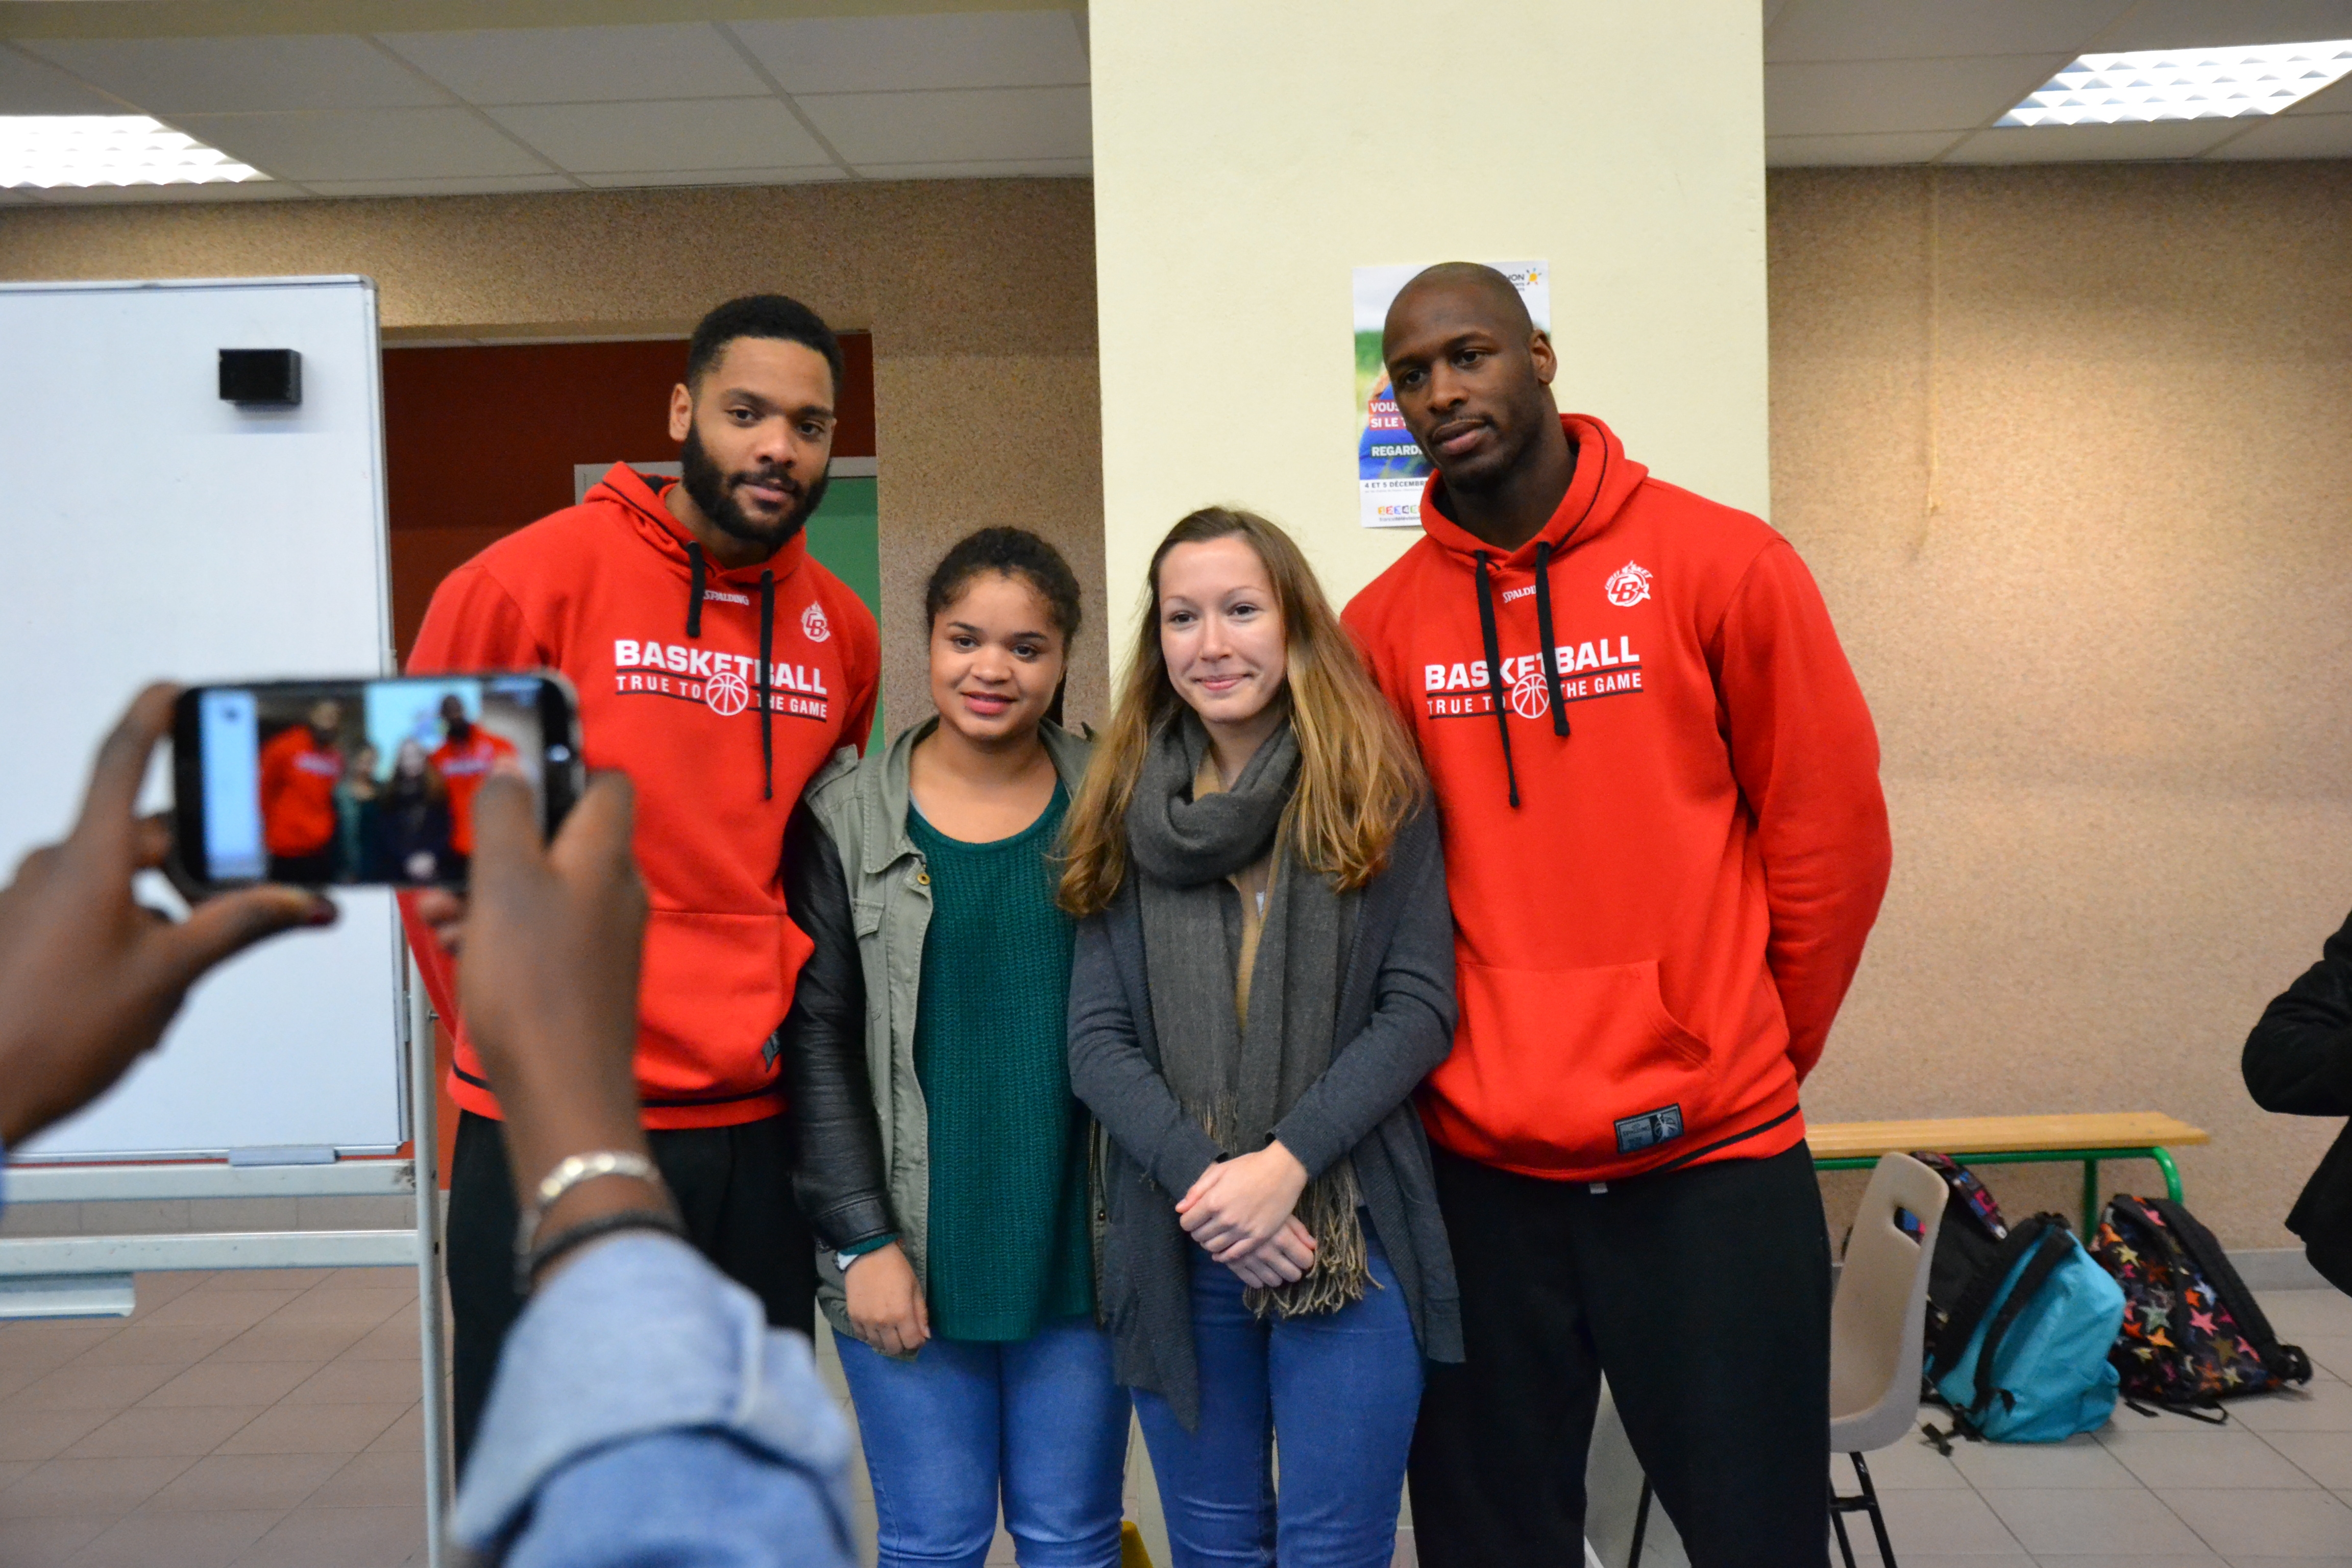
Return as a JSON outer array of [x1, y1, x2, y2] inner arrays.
[[1432, 958, 1713, 1171]]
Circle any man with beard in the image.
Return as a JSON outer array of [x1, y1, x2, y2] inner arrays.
[[403, 294, 879, 1468], [427, 692, 518, 874]]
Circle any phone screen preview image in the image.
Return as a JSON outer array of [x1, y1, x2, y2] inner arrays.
[[192, 677, 560, 888]]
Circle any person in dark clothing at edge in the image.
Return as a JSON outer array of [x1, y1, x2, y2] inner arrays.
[[2245, 906, 2352, 1294], [403, 295, 880, 1471], [1341, 263, 1893, 1566]]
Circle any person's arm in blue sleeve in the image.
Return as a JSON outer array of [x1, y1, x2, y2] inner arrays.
[[455, 1232, 854, 1568]]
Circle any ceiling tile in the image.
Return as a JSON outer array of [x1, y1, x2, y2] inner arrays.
[[173, 108, 550, 182], [1944, 119, 2242, 162], [1766, 131, 1969, 165], [797, 85, 1089, 165], [851, 157, 1091, 179], [1767, 0, 2135, 62], [0, 42, 126, 113], [377, 24, 768, 106], [2094, 1, 2352, 50], [574, 166, 849, 187], [304, 174, 580, 197], [2202, 108, 2352, 156], [730, 11, 1087, 93], [1767, 56, 2063, 135], [19, 35, 444, 114], [27, 180, 304, 204], [487, 97, 831, 174]]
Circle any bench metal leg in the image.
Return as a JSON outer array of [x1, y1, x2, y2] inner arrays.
[[2083, 1159, 2099, 1235], [2150, 1144, 2183, 1204]]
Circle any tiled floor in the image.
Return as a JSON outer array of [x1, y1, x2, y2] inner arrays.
[[12, 1269, 2352, 1566], [1813, 1286, 2352, 1568], [0, 1267, 425, 1568]]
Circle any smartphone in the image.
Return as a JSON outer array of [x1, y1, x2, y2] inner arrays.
[[171, 674, 582, 890]]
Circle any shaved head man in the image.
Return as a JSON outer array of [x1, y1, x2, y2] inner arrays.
[[1341, 265, 1893, 1566]]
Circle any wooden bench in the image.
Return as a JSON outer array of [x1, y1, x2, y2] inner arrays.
[[1809, 1113, 2210, 1233]]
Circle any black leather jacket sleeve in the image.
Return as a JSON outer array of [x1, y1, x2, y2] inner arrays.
[[2244, 905, 2352, 1117], [781, 800, 895, 1252]]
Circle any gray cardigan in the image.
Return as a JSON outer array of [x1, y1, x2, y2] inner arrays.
[[1067, 805, 1462, 1428]]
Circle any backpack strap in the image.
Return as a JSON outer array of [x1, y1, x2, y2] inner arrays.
[[2147, 1197, 2314, 1387], [1928, 1212, 2065, 1385], [1968, 1220, 2077, 1418]]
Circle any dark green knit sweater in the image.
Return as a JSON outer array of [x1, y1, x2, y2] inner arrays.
[[905, 786, 1091, 1341]]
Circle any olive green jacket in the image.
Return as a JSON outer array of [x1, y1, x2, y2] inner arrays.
[[780, 716, 1094, 1341]]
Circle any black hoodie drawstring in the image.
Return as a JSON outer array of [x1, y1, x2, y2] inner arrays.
[[1473, 552, 1520, 809], [685, 543, 707, 638], [1532, 542, 1571, 738], [757, 570, 775, 800]]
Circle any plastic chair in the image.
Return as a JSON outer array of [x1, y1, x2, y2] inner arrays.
[[1628, 1152, 1948, 1568]]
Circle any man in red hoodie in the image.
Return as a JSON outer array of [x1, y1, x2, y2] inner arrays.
[[426, 692, 518, 868], [404, 295, 879, 1469], [1344, 264, 1891, 1565]]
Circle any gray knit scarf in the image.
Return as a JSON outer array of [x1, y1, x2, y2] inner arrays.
[[1128, 711, 1367, 1317]]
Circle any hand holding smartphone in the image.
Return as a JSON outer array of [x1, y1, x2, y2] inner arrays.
[[172, 675, 583, 891]]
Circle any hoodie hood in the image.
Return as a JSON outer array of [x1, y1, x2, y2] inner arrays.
[[587, 461, 814, 799], [1415, 413, 1649, 570]]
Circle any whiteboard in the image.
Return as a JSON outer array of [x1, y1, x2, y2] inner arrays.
[[0, 277, 405, 1161]]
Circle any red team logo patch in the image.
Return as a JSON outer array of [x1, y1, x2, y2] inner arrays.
[[801, 602, 830, 644], [704, 666, 751, 716], [1604, 562, 1653, 607]]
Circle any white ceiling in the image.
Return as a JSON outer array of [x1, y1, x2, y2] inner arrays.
[[0, 11, 1092, 202], [1766, 0, 2352, 165], [3, 4, 2350, 206]]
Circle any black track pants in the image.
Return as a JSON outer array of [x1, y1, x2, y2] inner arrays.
[[444, 1109, 818, 1474], [1408, 1140, 1832, 1568]]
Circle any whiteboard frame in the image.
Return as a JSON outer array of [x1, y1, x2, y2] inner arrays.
[[0, 275, 407, 1163]]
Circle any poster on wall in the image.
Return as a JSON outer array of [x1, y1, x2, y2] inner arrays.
[[1354, 259, 1551, 529]]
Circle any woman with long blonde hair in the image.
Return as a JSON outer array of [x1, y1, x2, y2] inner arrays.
[[1063, 507, 1460, 1568]]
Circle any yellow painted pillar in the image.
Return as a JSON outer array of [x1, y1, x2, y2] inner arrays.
[[1089, 0, 1769, 636]]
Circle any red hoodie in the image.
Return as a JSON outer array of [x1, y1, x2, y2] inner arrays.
[[258, 726, 340, 857], [403, 464, 879, 1130], [1344, 414, 1890, 1182]]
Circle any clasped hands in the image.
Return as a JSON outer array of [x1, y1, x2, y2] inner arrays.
[[1178, 1141, 1316, 1288]]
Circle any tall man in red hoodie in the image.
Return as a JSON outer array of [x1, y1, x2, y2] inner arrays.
[[1344, 264, 1891, 1565], [404, 295, 879, 1469]]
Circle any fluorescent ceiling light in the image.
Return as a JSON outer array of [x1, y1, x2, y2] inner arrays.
[[2001, 39, 2352, 127], [1, 115, 268, 188]]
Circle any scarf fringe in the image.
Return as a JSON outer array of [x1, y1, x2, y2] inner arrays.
[[1192, 1101, 1370, 1318], [1245, 1161, 1370, 1319]]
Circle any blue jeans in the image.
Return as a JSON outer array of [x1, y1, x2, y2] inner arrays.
[[836, 1314, 1131, 1568], [1133, 1223, 1424, 1568]]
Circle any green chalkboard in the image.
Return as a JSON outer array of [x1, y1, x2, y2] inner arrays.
[[802, 475, 884, 749]]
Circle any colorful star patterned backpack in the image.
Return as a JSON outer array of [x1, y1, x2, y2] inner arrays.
[[2090, 1194, 2312, 1419]]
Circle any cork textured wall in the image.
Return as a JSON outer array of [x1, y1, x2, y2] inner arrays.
[[0, 179, 1106, 736], [1775, 164, 2352, 1247]]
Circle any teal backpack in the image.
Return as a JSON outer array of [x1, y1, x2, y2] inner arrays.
[[1926, 1212, 2125, 1442]]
